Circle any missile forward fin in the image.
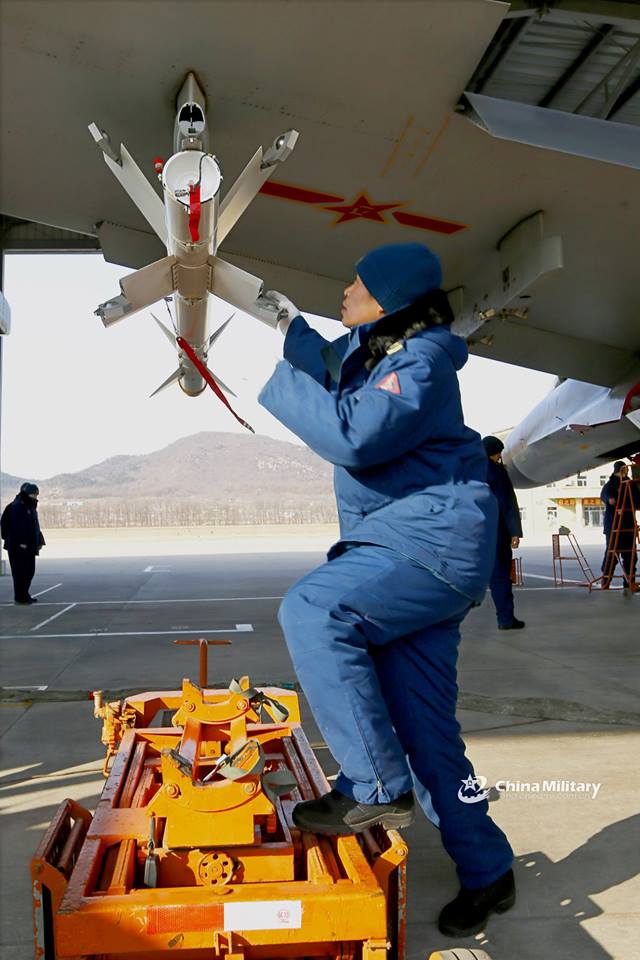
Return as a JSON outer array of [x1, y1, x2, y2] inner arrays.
[[208, 256, 264, 317], [217, 148, 266, 245], [119, 255, 177, 311], [217, 130, 298, 246], [89, 123, 168, 246]]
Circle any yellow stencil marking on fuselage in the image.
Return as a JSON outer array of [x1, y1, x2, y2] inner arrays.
[[413, 114, 452, 178], [380, 114, 415, 178]]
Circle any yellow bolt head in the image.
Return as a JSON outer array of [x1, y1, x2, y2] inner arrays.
[[166, 783, 180, 798], [184, 700, 195, 712]]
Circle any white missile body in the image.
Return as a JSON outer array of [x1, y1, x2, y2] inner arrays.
[[161, 150, 222, 395], [91, 72, 298, 399]]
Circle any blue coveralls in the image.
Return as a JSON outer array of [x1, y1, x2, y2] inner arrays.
[[259, 314, 513, 888], [486, 460, 523, 627]]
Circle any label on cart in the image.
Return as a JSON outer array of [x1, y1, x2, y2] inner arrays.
[[147, 900, 302, 935], [224, 900, 302, 930]]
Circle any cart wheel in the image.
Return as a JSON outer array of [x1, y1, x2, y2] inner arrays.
[[428, 951, 493, 960]]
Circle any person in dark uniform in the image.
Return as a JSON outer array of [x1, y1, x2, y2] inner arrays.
[[1, 482, 45, 604], [482, 436, 525, 629], [600, 461, 639, 590]]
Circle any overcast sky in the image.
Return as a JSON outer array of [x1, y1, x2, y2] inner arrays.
[[1, 253, 555, 481]]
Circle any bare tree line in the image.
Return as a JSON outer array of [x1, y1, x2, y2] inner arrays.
[[38, 498, 338, 528]]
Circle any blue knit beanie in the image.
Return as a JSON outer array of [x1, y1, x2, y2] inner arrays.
[[356, 242, 442, 315]]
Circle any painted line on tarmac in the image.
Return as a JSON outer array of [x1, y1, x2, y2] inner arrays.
[[143, 565, 171, 573], [31, 583, 63, 598], [519, 585, 627, 592], [30, 603, 76, 632], [524, 573, 585, 584], [1, 623, 254, 641], [518, 586, 582, 591], [0, 595, 284, 607]]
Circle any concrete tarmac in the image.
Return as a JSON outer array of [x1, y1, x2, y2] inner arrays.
[[1, 544, 638, 960]]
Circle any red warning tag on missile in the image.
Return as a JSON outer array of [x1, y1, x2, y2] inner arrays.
[[375, 372, 400, 394], [188, 182, 201, 242], [177, 337, 255, 433]]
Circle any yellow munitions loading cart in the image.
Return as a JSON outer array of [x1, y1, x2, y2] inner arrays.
[[31, 640, 409, 960]]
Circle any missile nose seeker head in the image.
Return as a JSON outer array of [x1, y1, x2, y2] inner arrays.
[[176, 102, 207, 152], [174, 71, 208, 152]]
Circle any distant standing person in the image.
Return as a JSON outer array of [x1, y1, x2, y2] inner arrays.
[[1, 482, 45, 604], [482, 437, 524, 630], [600, 460, 639, 590]]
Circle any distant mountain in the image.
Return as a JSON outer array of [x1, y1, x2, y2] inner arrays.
[[2, 433, 337, 526], [0, 471, 24, 496], [41, 432, 333, 499]]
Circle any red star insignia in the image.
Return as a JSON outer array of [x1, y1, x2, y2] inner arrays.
[[323, 191, 401, 224]]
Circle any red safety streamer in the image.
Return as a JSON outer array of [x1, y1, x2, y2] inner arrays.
[[188, 182, 201, 242], [176, 337, 254, 433]]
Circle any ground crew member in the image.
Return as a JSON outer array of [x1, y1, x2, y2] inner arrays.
[[601, 460, 639, 589], [482, 436, 525, 629], [257, 243, 515, 937], [1, 482, 45, 604]]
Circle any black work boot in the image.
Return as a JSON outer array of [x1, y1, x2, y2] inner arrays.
[[438, 868, 515, 936], [292, 788, 414, 835], [498, 618, 525, 630]]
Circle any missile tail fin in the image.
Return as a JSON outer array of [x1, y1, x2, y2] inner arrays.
[[208, 368, 237, 398], [150, 367, 182, 397], [208, 312, 235, 348], [151, 311, 177, 348]]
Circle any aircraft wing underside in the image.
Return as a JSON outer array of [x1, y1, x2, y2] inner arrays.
[[1, 0, 640, 387]]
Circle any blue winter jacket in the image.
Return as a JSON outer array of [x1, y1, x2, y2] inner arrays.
[[258, 314, 497, 602]]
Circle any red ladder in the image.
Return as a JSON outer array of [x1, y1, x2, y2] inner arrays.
[[598, 478, 640, 591]]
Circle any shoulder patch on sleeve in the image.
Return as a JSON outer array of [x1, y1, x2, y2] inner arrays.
[[375, 371, 401, 394]]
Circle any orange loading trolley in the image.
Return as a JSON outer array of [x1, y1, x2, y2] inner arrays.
[[31, 641, 409, 960]]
